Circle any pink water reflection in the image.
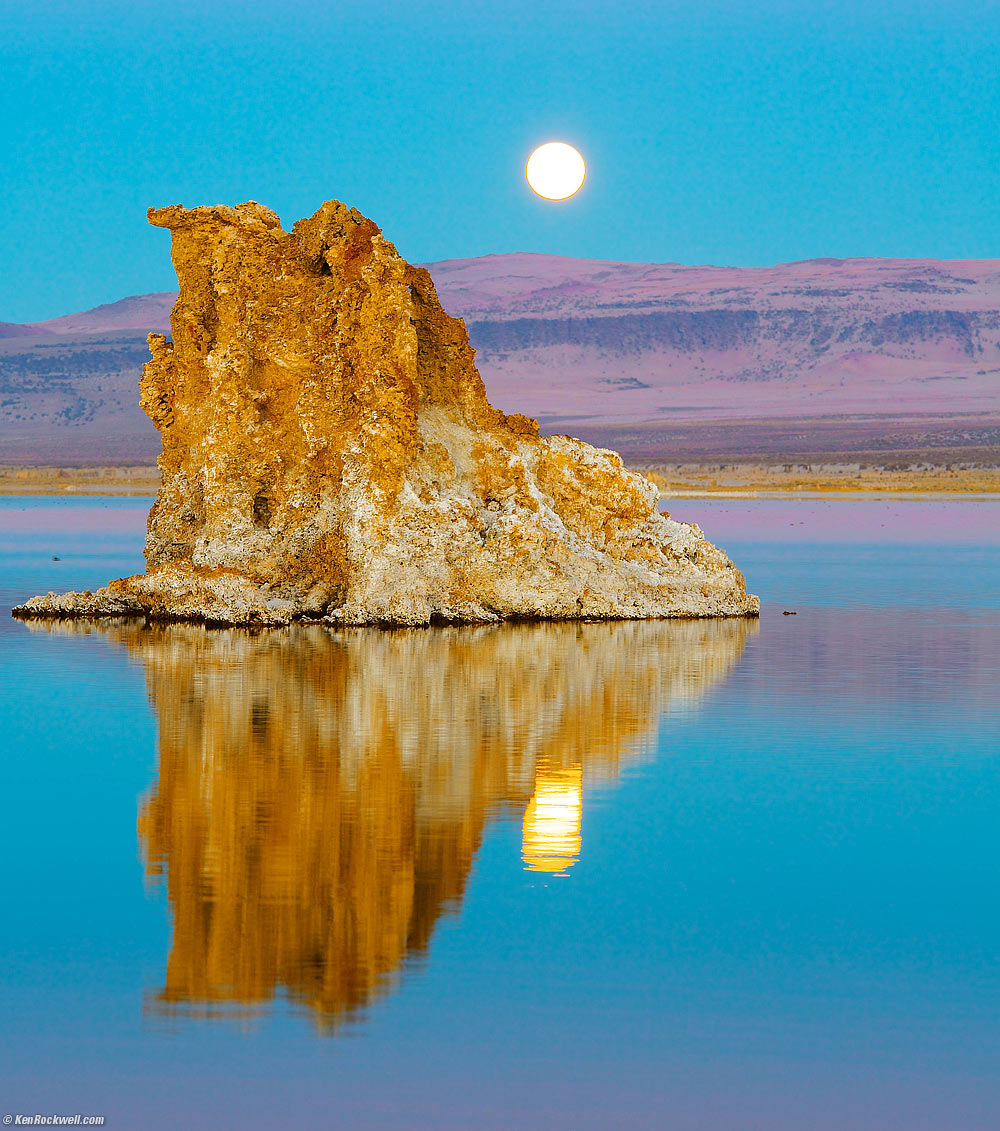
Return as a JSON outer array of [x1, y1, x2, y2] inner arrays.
[[0, 499, 150, 536], [662, 495, 1000, 544], [3, 494, 998, 547]]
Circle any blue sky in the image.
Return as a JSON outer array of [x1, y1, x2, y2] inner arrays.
[[2, 0, 999, 321]]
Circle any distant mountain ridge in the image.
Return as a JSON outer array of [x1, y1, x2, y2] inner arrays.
[[24, 292, 178, 337], [427, 253, 1000, 425], [2, 254, 999, 464]]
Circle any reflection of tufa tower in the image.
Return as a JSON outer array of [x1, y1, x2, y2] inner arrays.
[[30, 618, 751, 1028]]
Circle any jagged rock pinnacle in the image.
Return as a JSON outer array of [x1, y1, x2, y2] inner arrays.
[[14, 199, 758, 625]]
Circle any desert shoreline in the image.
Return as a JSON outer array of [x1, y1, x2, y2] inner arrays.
[[3, 462, 999, 498]]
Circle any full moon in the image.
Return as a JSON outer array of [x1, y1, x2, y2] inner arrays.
[[525, 142, 586, 201]]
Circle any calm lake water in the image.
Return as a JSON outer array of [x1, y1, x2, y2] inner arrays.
[[2, 495, 999, 1130]]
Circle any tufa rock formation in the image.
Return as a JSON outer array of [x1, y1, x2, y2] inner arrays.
[[13, 200, 758, 625]]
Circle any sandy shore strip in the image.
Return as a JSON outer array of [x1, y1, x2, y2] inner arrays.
[[0, 465, 161, 496], [3, 462, 999, 498], [644, 463, 1000, 497]]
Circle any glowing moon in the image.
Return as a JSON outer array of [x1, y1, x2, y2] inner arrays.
[[525, 142, 586, 201]]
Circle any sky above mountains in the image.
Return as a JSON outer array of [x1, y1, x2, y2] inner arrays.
[[2, 0, 1000, 322]]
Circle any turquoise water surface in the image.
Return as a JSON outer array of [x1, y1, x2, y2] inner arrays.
[[1, 495, 998, 1130]]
